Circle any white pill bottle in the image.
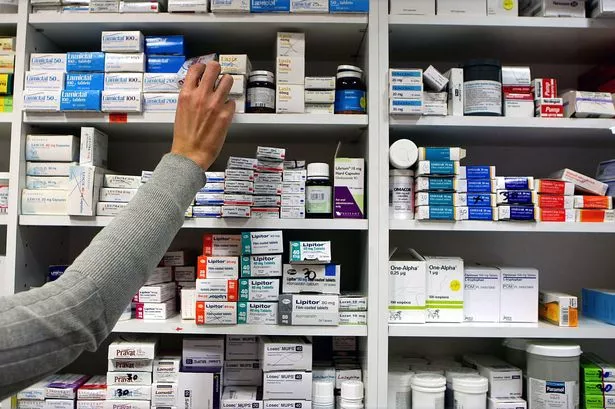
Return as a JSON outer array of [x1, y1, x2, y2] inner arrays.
[[452, 375, 488, 409], [340, 380, 364, 409], [411, 373, 446, 409], [390, 169, 414, 220]]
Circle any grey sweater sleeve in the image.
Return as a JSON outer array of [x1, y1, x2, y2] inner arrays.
[[0, 153, 205, 398]]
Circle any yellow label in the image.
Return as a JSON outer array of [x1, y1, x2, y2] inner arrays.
[[504, 0, 514, 10], [0, 74, 8, 94], [0, 105, 12, 112], [450, 280, 461, 292]]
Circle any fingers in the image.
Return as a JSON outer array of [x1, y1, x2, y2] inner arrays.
[[183, 63, 206, 89], [199, 61, 221, 94], [207, 101, 236, 140], [214, 74, 234, 103]]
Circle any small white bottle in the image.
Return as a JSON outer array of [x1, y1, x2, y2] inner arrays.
[[313, 380, 335, 409], [390, 169, 414, 220], [411, 373, 446, 409], [340, 380, 364, 409], [389, 139, 418, 169], [452, 375, 488, 409]]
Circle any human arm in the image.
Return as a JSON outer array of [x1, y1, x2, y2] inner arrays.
[[0, 62, 234, 397]]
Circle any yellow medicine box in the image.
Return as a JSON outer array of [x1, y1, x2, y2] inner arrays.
[[0, 74, 13, 95], [539, 290, 578, 327]]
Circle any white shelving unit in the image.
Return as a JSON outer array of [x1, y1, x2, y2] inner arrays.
[[7, 2, 615, 407]]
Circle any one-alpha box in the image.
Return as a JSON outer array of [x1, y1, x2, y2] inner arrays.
[[425, 256, 464, 323], [389, 248, 427, 324], [278, 294, 339, 326]]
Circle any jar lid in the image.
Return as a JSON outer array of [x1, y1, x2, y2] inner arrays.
[[337, 71, 362, 79], [337, 64, 363, 74], [341, 380, 364, 400], [502, 338, 530, 352], [411, 373, 446, 388], [249, 70, 274, 81], [526, 342, 582, 357], [445, 367, 478, 382], [388, 371, 415, 387], [390, 169, 414, 176], [452, 375, 489, 393], [389, 139, 418, 169], [464, 58, 501, 68], [312, 380, 334, 403], [307, 163, 330, 178], [410, 364, 445, 375]]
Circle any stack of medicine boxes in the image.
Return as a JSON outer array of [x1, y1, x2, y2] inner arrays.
[[305, 75, 336, 114], [414, 147, 498, 221], [496, 177, 539, 222], [219, 54, 250, 113], [67, 127, 109, 217], [276, 32, 305, 114], [167, 250, 197, 315], [254, 146, 286, 219], [45, 374, 91, 409], [282, 162, 307, 219], [422, 65, 448, 116], [0, 36, 15, 112], [581, 353, 615, 409], [238, 230, 284, 324], [196, 233, 241, 325], [238, 230, 283, 325], [224, 156, 254, 218], [502, 66, 533, 118], [107, 339, 156, 404], [17, 376, 55, 408], [280, 240, 340, 326], [193, 171, 225, 218], [151, 355, 181, 408], [24, 52, 65, 113], [388, 68, 423, 115], [133, 257, 177, 320], [76, 375, 106, 409], [22, 133, 79, 215], [143, 35, 185, 112], [222, 337, 262, 403], [97, 171, 143, 216], [101, 31, 145, 113], [262, 337, 313, 407]]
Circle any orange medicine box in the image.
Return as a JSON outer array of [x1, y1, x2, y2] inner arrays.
[[197, 255, 239, 279], [539, 291, 578, 327], [195, 301, 237, 325], [535, 208, 575, 222], [534, 179, 574, 195], [573, 195, 613, 209], [575, 209, 615, 223], [536, 195, 573, 209]]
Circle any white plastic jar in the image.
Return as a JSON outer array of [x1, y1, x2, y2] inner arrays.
[[390, 139, 418, 169], [526, 342, 582, 409], [445, 368, 478, 408], [340, 380, 364, 409], [452, 375, 488, 409], [390, 169, 414, 220], [313, 380, 335, 409], [389, 370, 414, 409], [411, 373, 446, 409]]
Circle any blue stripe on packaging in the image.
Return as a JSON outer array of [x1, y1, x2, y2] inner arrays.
[[66, 52, 105, 73], [392, 99, 422, 106], [467, 179, 494, 193], [391, 85, 423, 91], [421, 148, 454, 161], [427, 178, 455, 191], [64, 73, 105, 91], [466, 166, 495, 180], [497, 190, 533, 205], [391, 70, 421, 78], [466, 193, 493, 207], [425, 193, 454, 206], [428, 206, 455, 220], [499, 177, 531, 190], [468, 207, 495, 220], [506, 206, 535, 221], [426, 161, 456, 175]]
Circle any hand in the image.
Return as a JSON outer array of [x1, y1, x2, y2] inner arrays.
[[172, 61, 235, 170]]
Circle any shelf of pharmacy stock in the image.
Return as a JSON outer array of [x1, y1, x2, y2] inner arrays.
[[19, 215, 369, 230], [391, 220, 615, 234], [112, 315, 368, 336], [388, 317, 615, 339]]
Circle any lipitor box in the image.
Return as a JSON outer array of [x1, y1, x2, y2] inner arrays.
[[197, 256, 239, 279], [23, 90, 62, 112], [276, 32, 305, 57], [334, 157, 364, 219], [67, 165, 105, 216], [101, 91, 143, 113], [237, 301, 278, 324], [463, 265, 501, 323], [203, 233, 242, 256], [241, 231, 284, 255], [195, 301, 238, 325], [263, 371, 312, 400], [289, 241, 331, 264], [30, 53, 67, 71], [278, 294, 339, 326], [25, 71, 65, 90], [104, 73, 143, 91], [224, 360, 262, 386], [108, 339, 157, 360], [499, 267, 539, 323], [101, 31, 144, 53], [238, 278, 280, 301], [136, 281, 175, 303], [106, 371, 152, 386], [389, 248, 427, 324], [196, 278, 238, 301], [425, 256, 464, 323], [80, 127, 108, 167], [282, 264, 340, 294], [26, 134, 79, 162]]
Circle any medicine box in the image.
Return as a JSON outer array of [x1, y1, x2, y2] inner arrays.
[[67, 52, 105, 72], [99, 187, 138, 203], [30, 53, 67, 71], [276, 32, 305, 57], [239, 278, 280, 301], [263, 371, 312, 400], [60, 90, 102, 112], [224, 361, 263, 386], [107, 358, 154, 372], [77, 375, 107, 400], [26, 134, 79, 162], [282, 264, 340, 294], [260, 336, 313, 371], [196, 278, 238, 301], [67, 165, 105, 217], [23, 90, 61, 112], [339, 311, 367, 325], [143, 73, 180, 92], [334, 157, 365, 219], [329, 0, 368, 12], [203, 233, 242, 256], [289, 241, 331, 264], [135, 299, 176, 320], [241, 230, 284, 255], [563, 90, 615, 118], [305, 76, 336, 90], [182, 337, 224, 369], [237, 301, 278, 325], [105, 53, 145, 73], [102, 402, 150, 409], [101, 91, 142, 112], [65, 73, 105, 91], [263, 401, 311, 409], [390, 99, 423, 114], [197, 256, 239, 279], [228, 156, 258, 170], [46, 399, 78, 409], [539, 290, 578, 327], [339, 294, 368, 311], [145, 35, 184, 55], [290, 0, 328, 12], [464, 265, 500, 323], [221, 386, 262, 409], [240, 254, 283, 278], [80, 127, 108, 167], [479, 363, 523, 399], [550, 168, 608, 196], [276, 84, 305, 113], [101, 31, 144, 53], [151, 382, 179, 406], [25, 71, 64, 90], [390, 0, 435, 15], [96, 202, 127, 216], [278, 294, 339, 326], [226, 336, 259, 360], [499, 267, 539, 323], [106, 371, 152, 386], [437, 0, 487, 15], [146, 55, 186, 74], [108, 339, 157, 360], [425, 256, 464, 323], [220, 54, 252, 75], [276, 56, 305, 85], [137, 282, 176, 303], [104, 175, 141, 189], [90, 0, 120, 13], [195, 301, 238, 325], [104, 73, 143, 91], [144, 266, 173, 285], [211, 0, 251, 12]]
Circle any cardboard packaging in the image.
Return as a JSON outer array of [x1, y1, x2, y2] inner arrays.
[[223, 360, 262, 386], [153, 356, 181, 383], [104, 175, 141, 189], [464, 265, 501, 323], [276, 84, 305, 113], [25, 176, 69, 190], [106, 371, 152, 386], [135, 298, 177, 320], [238, 278, 280, 301], [219, 54, 252, 75], [21, 190, 68, 215], [437, 0, 486, 15], [108, 339, 157, 360], [196, 278, 239, 301], [261, 336, 313, 371], [203, 234, 242, 256], [25, 71, 65, 90], [539, 290, 578, 327], [101, 31, 144, 53], [211, 0, 251, 11], [282, 264, 340, 294], [276, 32, 305, 57], [136, 282, 176, 303], [288, 241, 331, 264], [334, 158, 365, 219], [99, 187, 138, 203], [390, 0, 435, 15], [26, 134, 79, 162], [143, 73, 181, 92], [478, 363, 523, 399], [550, 168, 608, 196], [23, 90, 62, 112], [237, 302, 278, 324], [225, 336, 259, 361], [221, 386, 262, 409], [67, 165, 105, 216], [101, 91, 143, 112], [195, 301, 238, 325], [182, 337, 224, 369], [181, 289, 196, 320], [263, 371, 312, 400], [425, 256, 464, 323], [80, 127, 108, 167], [278, 294, 339, 326], [499, 267, 539, 323], [197, 256, 239, 279], [563, 90, 615, 118], [30, 53, 67, 71], [241, 231, 284, 255], [65, 73, 105, 91], [177, 372, 221, 409], [104, 73, 143, 91], [104, 53, 145, 73], [276, 56, 305, 84]]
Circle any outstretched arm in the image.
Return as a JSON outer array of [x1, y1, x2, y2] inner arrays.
[[0, 61, 235, 398]]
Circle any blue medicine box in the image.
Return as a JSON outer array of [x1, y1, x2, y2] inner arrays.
[[60, 90, 101, 111], [146, 55, 186, 73], [48, 265, 68, 282], [145, 36, 185, 55], [251, 0, 290, 12], [329, 0, 368, 13], [582, 288, 615, 325], [66, 52, 105, 73], [64, 73, 105, 91]]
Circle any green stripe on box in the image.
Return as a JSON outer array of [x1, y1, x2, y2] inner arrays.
[[426, 300, 463, 305]]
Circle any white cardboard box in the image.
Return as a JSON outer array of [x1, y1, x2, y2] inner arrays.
[[177, 372, 220, 409], [499, 267, 539, 323], [80, 127, 108, 167], [276, 84, 305, 113], [67, 165, 105, 216], [182, 337, 225, 369], [390, 0, 435, 15], [136, 281, 176, 303], [282, 264, 340, 294], [225, 336, 258, 361], [263, 371, 312, 400], [21, 189, 68, 215], [425, 255, 464, 323], [388, 248, 427, 324], [438, 0, 487, 15], [463, 265, 501, 323], [276, 56, 305, 85], [276, 32, 305, 57], [488, 0, 519, 15], [26, 134, 79, 162], [261, 336, 313, 371], [224, 360, 262, 386]]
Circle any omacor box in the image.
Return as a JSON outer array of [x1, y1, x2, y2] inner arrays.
[[260, 336, 313, 371], [195, 301, 238, 325], [282, 264, 340, 294], [197, 256, 239, 279], [278, 294, 339, 326], [263, 371, 312, 400], [237, 301, 278, 324]]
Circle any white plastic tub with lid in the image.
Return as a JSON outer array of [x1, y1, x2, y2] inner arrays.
[[526, 342, 581, 409], [411, 373, 446, 409], [389, 370, 414, 409], [445, 368, 479, 408], [453, 375, 488, 409], [502, 338, 530, 371]]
